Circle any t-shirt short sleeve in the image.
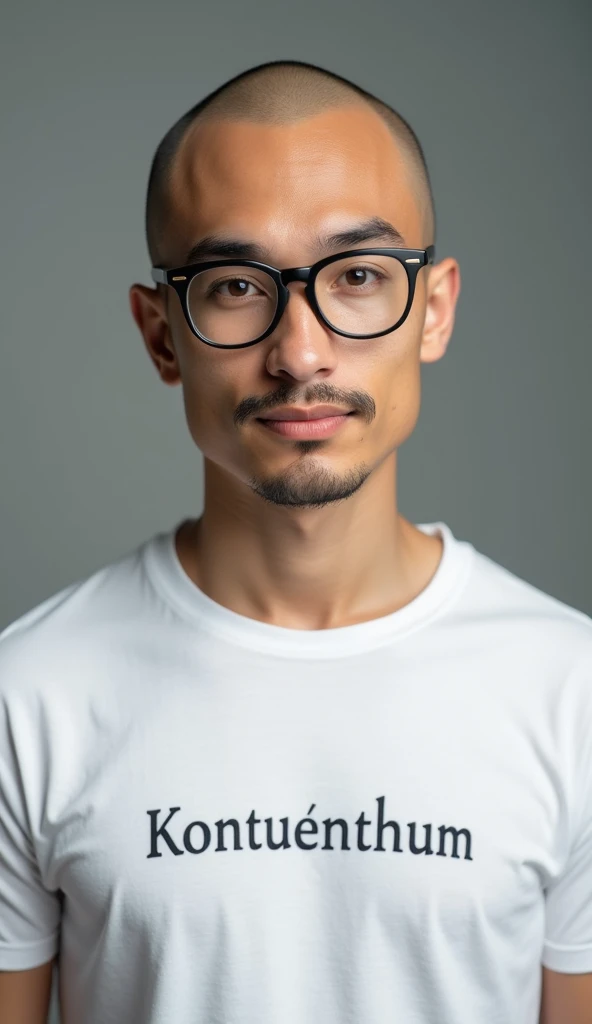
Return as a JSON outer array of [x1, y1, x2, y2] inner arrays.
[[541, 682, 592, 973], [0, 694, 61, 970]]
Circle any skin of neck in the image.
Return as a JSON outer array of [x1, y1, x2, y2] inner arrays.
[[176, 451, 443, 630]]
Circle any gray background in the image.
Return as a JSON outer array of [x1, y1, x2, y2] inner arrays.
[[0, 0, 590, 1019]]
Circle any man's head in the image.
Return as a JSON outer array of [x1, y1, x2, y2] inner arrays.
[[130, 60, 460, 509]]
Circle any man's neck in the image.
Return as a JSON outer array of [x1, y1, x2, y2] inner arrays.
[[175, 458, 443, 631]]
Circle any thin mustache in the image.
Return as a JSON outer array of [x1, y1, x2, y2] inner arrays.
[[234, 390, 376, 426]]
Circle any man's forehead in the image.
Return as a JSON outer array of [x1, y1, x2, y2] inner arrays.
[[163, 106, 422, 264]]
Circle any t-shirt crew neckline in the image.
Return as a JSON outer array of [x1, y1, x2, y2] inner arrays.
[[143, 519, 475, 658]]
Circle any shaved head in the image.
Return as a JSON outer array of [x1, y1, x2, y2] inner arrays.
[[145, 60, 436, 265]]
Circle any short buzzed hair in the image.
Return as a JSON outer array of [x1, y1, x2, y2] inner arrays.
[[145, 59, 436, 266]]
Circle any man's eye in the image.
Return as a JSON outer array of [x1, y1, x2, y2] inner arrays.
[[337, 267, 383, 287], [213, 279, 260, 297]]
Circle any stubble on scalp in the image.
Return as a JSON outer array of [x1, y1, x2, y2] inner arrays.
[[146, 61, 436, 266]]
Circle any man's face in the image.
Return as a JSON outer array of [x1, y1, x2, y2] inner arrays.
[[137, 104, 456, 508]]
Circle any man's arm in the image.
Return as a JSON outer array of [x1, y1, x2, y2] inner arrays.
[[0, 957, 55, 1024], [539, 966, 592, 1024]]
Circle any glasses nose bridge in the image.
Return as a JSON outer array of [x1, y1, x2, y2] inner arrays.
[[279, 266, 312, 287], [276, 265, 321, 332]]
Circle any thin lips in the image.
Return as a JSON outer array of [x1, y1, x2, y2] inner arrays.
[[258, 405, 354, 421]]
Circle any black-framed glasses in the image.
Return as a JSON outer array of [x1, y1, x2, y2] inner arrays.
[[151, 245, 435, 349]]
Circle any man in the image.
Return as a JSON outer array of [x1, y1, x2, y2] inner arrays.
[[0, 59, 590, 1024]]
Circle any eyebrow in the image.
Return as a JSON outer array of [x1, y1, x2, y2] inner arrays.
[[182, 216, 408, 266]]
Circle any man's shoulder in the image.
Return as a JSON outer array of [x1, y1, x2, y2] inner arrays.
[[465, 538, 592, 655], [0, 532, 154, 700]]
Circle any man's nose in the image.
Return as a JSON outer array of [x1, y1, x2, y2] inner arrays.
[[263, 282, 339, 381]]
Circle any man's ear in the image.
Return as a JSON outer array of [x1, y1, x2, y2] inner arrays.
[[419, 257, 461, 364], [129, 283, 182, 386]]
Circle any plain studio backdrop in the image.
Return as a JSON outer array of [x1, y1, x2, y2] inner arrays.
[[0, 0, 590, 1020]]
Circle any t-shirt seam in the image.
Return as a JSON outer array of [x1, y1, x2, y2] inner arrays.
[[0, 930, 60, 950], [142, 535, 475, 657], [570, 676, 592, 857], [543, 938, 592, 952]]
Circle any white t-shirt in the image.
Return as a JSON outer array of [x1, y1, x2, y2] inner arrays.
[[1, 519, 592, 1024]]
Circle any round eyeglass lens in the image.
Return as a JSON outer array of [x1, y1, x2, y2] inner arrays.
[[314, 254, 409, 336], [187, 266, 278, 345]]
